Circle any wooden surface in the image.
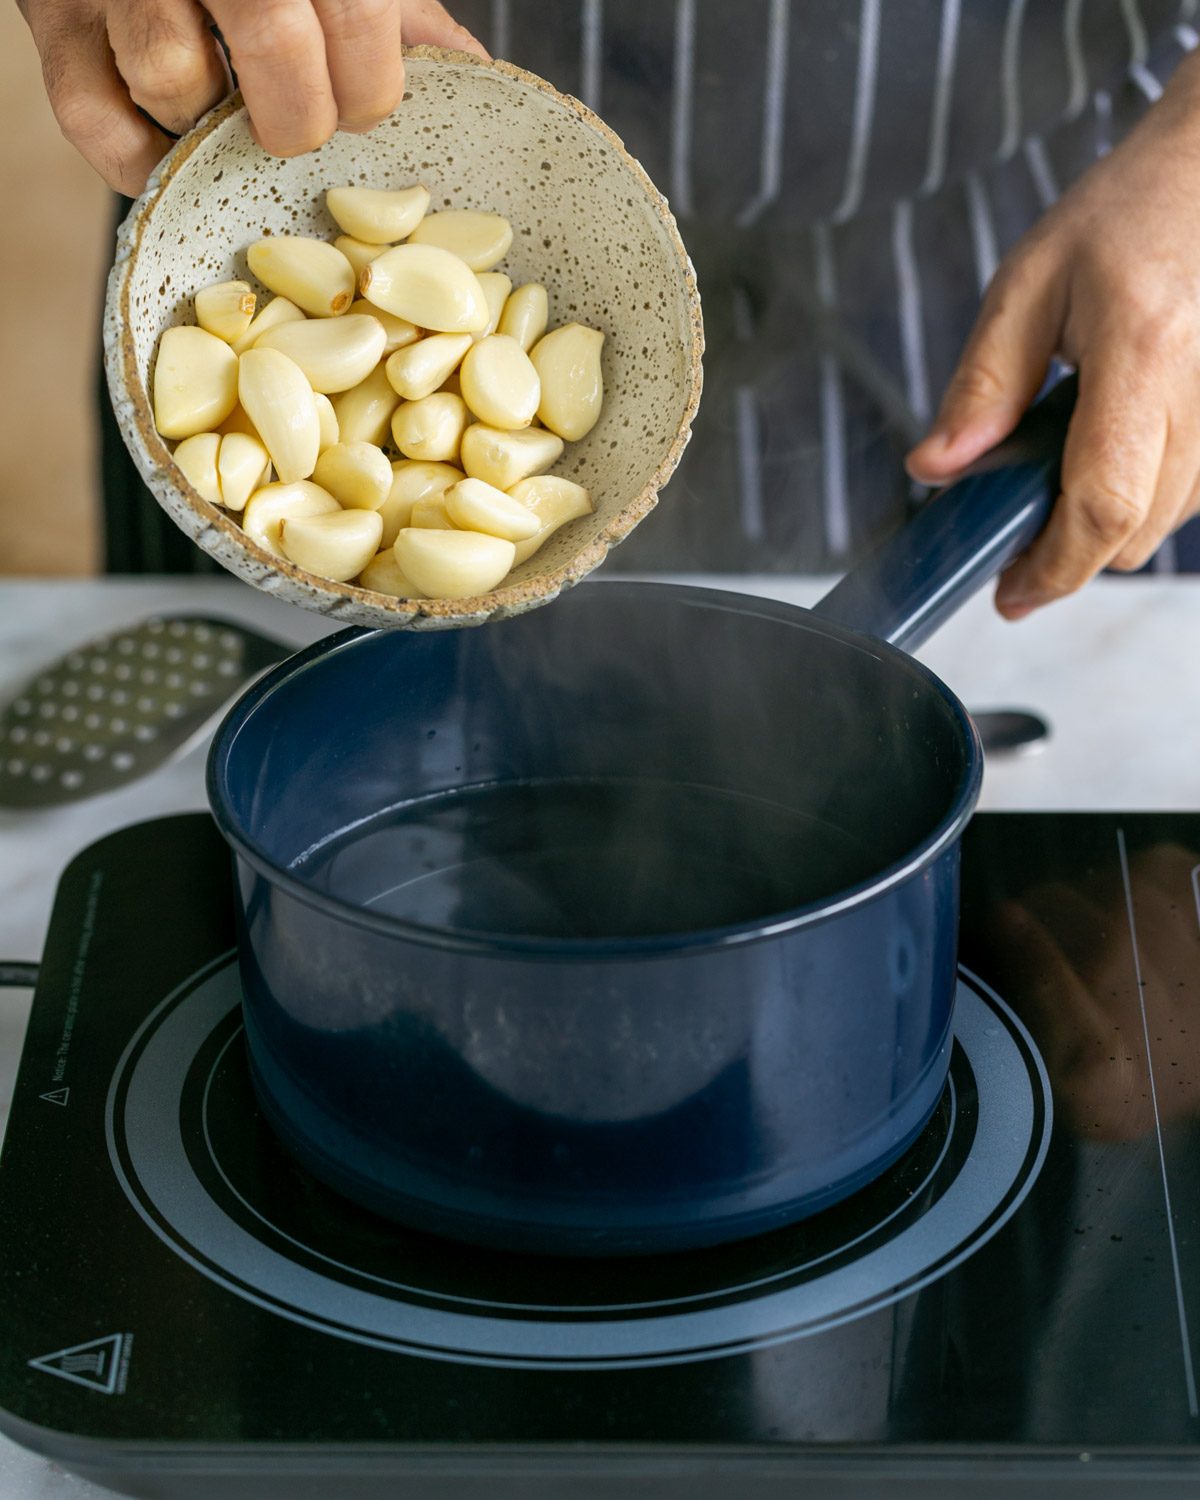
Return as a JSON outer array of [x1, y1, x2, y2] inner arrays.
[[0, 4, 109, 576]]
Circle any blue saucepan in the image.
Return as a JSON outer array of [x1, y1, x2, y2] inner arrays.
[[208, 381, 1074, 1256]]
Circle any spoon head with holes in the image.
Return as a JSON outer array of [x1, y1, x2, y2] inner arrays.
[[0, 617, 290, 809]]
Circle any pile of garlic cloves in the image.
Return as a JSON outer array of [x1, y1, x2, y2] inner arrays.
[[151, 184, 604, 600]]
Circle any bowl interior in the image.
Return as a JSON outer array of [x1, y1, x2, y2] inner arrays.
[[111, 53, 701, 625]]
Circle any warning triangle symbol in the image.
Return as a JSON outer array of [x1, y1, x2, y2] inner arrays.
[[39, 1088, 69, 1106], [29, 1334, 125, 1395]]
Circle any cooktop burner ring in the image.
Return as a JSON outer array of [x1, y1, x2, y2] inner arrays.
[[104, 957, 1050, 1370], [199, 1021, 965, 1315]]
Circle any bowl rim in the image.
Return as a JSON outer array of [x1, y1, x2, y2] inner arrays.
[[104, 46, 705, 630]]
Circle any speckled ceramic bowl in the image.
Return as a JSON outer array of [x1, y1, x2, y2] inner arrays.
[[104, 48, 703, 629]]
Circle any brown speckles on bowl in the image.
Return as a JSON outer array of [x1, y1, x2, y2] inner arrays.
[[104, 48, 703, 630]]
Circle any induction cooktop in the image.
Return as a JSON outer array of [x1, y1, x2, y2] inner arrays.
[[1, 812, 1199, 1497]]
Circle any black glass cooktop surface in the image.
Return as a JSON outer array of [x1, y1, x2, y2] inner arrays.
[[1, 812, 1199, 1498]]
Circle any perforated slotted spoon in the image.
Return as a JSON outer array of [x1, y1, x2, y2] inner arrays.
[[0, 617, 291, 809]]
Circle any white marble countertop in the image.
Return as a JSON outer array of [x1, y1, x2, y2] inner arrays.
[[0, 570, 1198, 1497]]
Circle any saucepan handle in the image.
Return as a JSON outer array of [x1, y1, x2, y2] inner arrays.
[[812, 375, 1078, 653]]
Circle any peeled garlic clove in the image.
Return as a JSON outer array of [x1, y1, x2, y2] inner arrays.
[[153, 326, 239, 439], [409, 497, 455, 530], [508, 474, 594, 523], [172, 432, 222, 506], [334, 235, 389, 281], [459, 335, 540, 431], [218, 432, 272, 512], [229, 296, 305, 355], [326, 184, 430, 244], [330, 363, 401, 447], [216, 404, 260, 439], [445, 477, 540, 541], [385, 332, 472, 401], [511, 528, 550, 567], [359, 549, 426, 598], [391, 392, 468, 463], [194, 280, 256, 344], [460, 423, 563, 491], [312, 441, 393, 510], [253, 313, 387, 394], [379, 461, 463, 547], [242, 480, 339, 556], [529, 323, 605, 441], [359, 244, 489, 333], [279, 507, 384, 582], [313, 392, 339, 452], [246, 237, 356, 318], [408, 210, 513, 271], [394, 527, 516, 599], [508, 476, 594, 565], [472, 272, 512, 342], [497, 283, 548, 352], [349, 298, 419, 354], [238, 347, 321, 483]]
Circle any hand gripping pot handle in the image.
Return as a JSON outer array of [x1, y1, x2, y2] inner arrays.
[[814, 375, 1078, 652]]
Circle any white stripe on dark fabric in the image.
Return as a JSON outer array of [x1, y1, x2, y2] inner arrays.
[[997, 0, 1030, 161], [731, 287, 766, 543], [670, 0, 696, 217], [580, 0, 604, 113], [1023, 137, 1060, 209], [1063, 0, 1090, 120], [892, 201, 932, 426], [1121, 0, 1150, 63], [813, 223, 852, 559], [734, 388, 766, 544], [920, 0, 962, 196], [830, 0, 882, 224], [1177, 22, 1200, 47], [1094, 88, 1114, 155], [490, 0, 510, 61], [1130, 62, 1165, 100], [964, 171, 999, 296], [1180, 1, 1200, 24], [735, 0, 790, 227]]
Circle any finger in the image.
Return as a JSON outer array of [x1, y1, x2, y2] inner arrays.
[[994, 361, 1166, 617], [205, 0, 338, 157], [400, 0, 491, 58], [30, 3, 172, 195], [906, 255, 1062, 484], [106, 0, 230, 138], [310, 0, 405, 132], [1107, 417, 1200, 573]]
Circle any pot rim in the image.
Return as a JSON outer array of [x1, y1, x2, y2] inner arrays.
[[206, 581, 983, 960]]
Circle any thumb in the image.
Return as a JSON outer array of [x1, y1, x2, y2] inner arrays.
[[906, 260, 1062, 484]]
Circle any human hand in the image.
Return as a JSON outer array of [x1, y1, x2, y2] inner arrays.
[[16, 0, 488, 198], [906, 57, 1200, 620]]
